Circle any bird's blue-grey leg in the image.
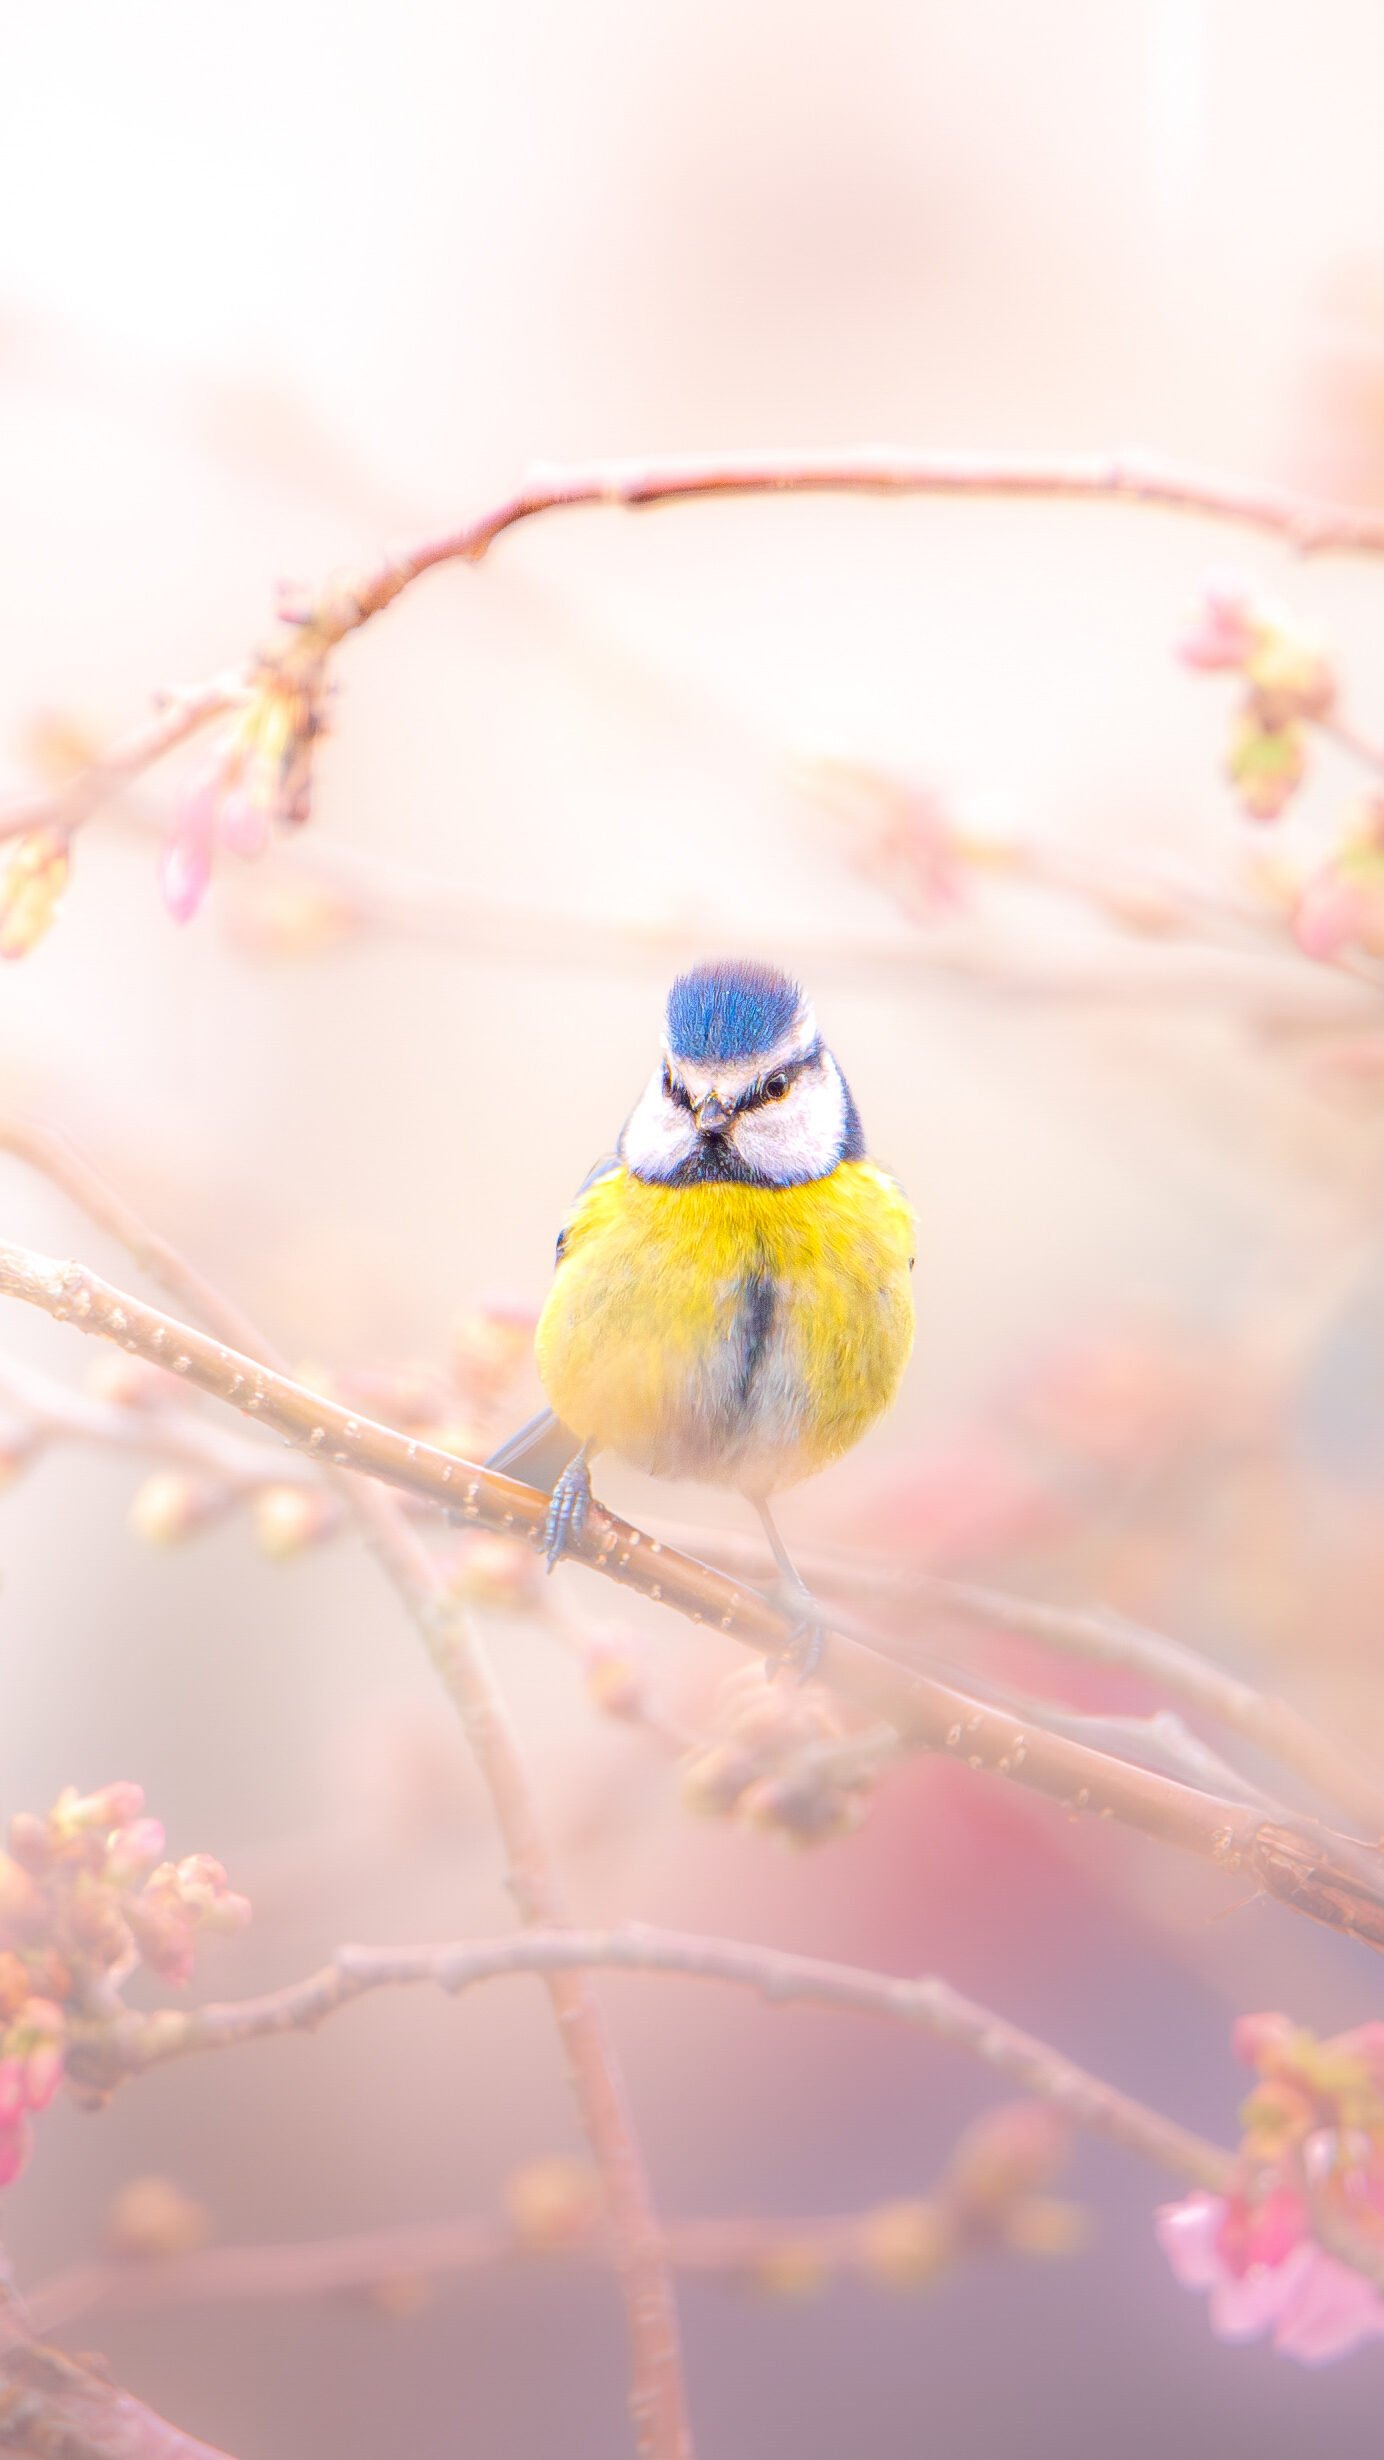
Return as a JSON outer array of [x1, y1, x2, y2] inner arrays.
[[753, 1498, 829, 1681], [543, 1441, 594, 1573]]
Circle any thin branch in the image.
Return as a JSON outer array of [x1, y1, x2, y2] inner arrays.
[[908, 1573, 1384, 1841], [0, 2339, 235, 2460], [0, 1150, 690, 2459], [11, 447, 1384, 854], [4, 1237, 1384, 1957], [0, 677, 249, 847], [0, 1354, 317, 1492], [26, 2184, 1077, 2335], [69, 1920, 1233, 2194]]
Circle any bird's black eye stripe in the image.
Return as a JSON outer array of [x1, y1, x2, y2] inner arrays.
[[661, 1065, 693, 1109]]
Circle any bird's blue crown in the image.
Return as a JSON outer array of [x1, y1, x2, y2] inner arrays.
[[665, 961, 803, 1064]]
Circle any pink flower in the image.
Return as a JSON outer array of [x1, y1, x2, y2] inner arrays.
[[1157, 2192, 1384, 2364]]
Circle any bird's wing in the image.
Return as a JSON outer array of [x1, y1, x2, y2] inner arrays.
[[485, 1154, 621, 1487]]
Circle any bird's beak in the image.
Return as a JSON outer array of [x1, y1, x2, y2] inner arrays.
[[695, 1093, 732, 1134]]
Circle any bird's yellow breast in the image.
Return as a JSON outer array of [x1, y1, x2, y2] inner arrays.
[[535, 1161, 914, 1494]]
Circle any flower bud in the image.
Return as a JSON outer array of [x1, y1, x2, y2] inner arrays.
[[583, 1645, 647, 1723], [0, 830, 69, 959], [129, 1473, 228, 1546], [944, 2100, 1070, 2217], [1228, 710, 1306, 821], [855, 2199, 952, 2288], [252, 1484, 338, 1561], [449, 1537, 539, 1612], [103, 1818, 167, 1888], [503, 2158, 603, 2251], [1002, 2195, 1089, 2257], [104, 2174, 212, 2259], [750, 2238, 831, 2298]]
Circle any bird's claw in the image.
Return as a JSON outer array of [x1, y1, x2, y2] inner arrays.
[[762, 1581, 828, 1684], [543, 1455, 593, 1572]]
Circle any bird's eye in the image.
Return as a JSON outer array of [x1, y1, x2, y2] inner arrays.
[[661, 1065, 672, 1097], [763, 1071, 790, 1102], [661, 1066, 691, 1108]]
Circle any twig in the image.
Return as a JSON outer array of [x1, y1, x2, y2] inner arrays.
[[11, 447, 1384, 855], [0, 1147, 690, 2459], [0, 1354, 317, 1493], [0, 2338, 235, 2460], [68, 1919, 1233, 2194], [5, 1238, 1384, 1956]]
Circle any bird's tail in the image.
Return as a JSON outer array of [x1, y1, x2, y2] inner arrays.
[[484, 1407, 579, 1494]]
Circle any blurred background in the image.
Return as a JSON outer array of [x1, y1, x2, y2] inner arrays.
[[5, 2, 1384, 2452]]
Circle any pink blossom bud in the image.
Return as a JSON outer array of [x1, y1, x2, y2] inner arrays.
[[6, 1815, 53, 1876], [103, 1818, 167, 1887], [60, 1783, 146, 1836], [172, 1854, 228, 1907], [1232, 2011, 1297, 2069], [1176, 571, 1257, 671], [124, 1896, 197, 1985], [0, 1855, 44, 1939], [197, 1886, 251, 1936]]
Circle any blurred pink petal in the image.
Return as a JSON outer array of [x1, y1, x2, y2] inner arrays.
[[160, 787, 217, 923], [1158, 2193, 1384, 2363], [1272, 2250, 1384, 2364]]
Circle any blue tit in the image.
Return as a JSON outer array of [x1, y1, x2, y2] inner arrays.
[[489, 959, 915, 1670]]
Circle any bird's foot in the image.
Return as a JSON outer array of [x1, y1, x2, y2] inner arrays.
[[543, 1453, 593, 1572], [761, 1579, 830, 1684]]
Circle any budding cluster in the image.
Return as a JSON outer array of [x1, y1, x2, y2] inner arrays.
[[0, 1782, 250, 2184], [1290, 796, 1384, 963], [161, 635, 333, 925], [1178, 571, 1337, 824], [680, 1668, 878, 1845]]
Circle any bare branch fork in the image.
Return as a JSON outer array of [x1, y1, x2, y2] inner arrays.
[[9, 446, 1384, 851], [0, 1233, 689, 2441], [5, 1234, 1384, 1956]]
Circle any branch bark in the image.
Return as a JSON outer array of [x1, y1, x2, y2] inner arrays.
[[5, 1234, 1384, 1955], [0, 1143, 691, 2460], [10, 447, 1384, 852]]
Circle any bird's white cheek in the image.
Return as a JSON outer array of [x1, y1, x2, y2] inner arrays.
[[620, 1075, 698, 1175], [735, 1070, 847, 1180]]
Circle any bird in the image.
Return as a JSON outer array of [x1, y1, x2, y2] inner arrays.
[[488, 958, 915, 1672]]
